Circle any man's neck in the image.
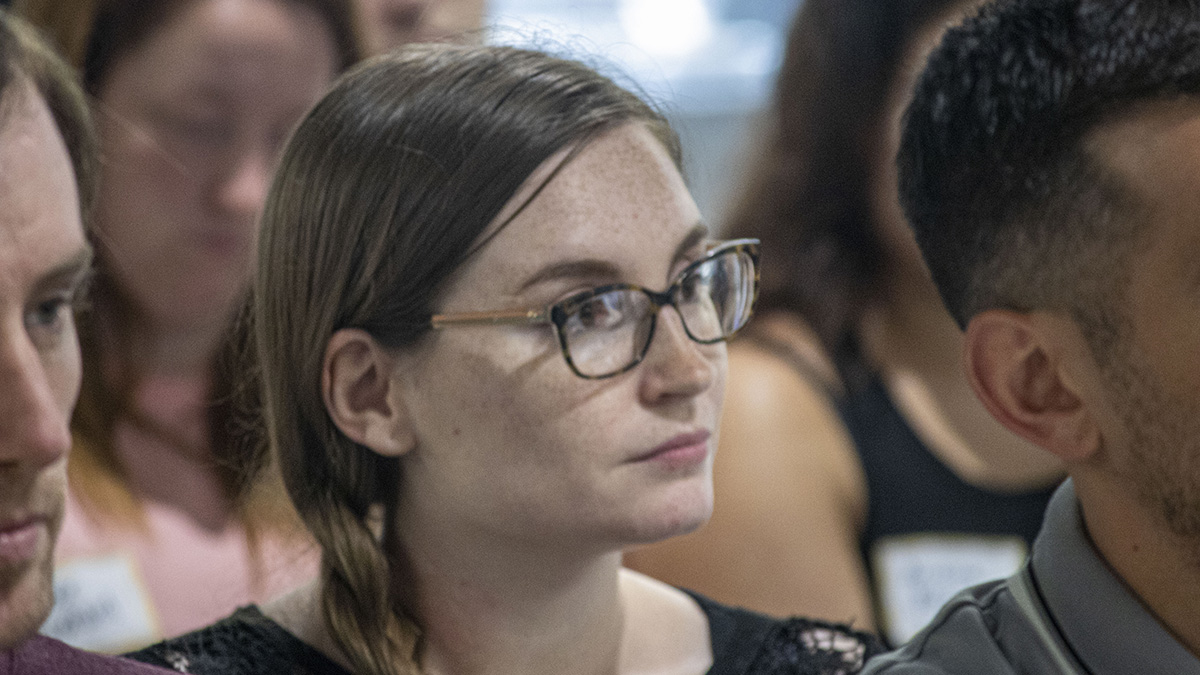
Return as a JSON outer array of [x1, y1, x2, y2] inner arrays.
[[1076, 472, 1200, 658]]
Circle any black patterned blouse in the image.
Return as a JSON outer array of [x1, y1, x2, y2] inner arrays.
[[129, 592, 881, 675]]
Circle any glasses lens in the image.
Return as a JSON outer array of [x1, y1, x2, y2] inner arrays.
[[560, 289, 654, 377], [676, 248, 756, 343]]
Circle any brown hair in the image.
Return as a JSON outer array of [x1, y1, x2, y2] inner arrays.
[[724, 0, 968, 381], [257, 44, 679, 675], [13, 0, 365, 525], [0, 8, 96, 218]]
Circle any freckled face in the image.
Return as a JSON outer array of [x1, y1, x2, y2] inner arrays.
[[395, 124, 725, 554]]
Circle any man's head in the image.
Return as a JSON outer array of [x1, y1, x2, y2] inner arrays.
[[0, 10, 95, 649], [899, 0, 1200, 545]]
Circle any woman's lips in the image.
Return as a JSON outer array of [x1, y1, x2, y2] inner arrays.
[[633, 430, 711, 470]]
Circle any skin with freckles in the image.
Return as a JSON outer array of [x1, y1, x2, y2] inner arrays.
[[0, 88, 89, 650], [394, 124, 724, 558], [290, 123, 723, 674], [93, 0, 338, 347]]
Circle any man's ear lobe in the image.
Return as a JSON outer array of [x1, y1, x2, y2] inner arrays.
[[322, 328, 415, 457], [964, 310, 1099, 463]]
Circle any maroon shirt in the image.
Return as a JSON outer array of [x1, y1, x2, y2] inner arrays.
[[0, 635, 170, 675]]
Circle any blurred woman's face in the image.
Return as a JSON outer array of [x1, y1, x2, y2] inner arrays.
[[94, 0, 338, 334], [393, 124, 727, 556]]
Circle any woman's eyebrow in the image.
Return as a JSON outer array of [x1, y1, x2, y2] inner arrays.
[[518, 259, 622, 293], [673, 223, 709, 262], [517, 221, 709, 293]]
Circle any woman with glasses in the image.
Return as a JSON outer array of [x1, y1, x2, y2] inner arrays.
[[129, 44, 880, 675]]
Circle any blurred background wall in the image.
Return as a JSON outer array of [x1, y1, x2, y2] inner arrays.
[[488, 0, 804, 229]]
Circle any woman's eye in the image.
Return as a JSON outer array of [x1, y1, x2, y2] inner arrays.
[[679, 264, 715, 303], [573, 293, 628, 330]]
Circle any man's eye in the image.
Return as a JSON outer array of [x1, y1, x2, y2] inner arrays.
[[26, 296, 74, 343]]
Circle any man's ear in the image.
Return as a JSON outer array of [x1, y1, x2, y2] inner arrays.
[[963, 310, 1099, 463], [322, 328, 415, 457]]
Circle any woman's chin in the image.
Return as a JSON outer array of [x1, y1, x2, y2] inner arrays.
[[623, 484, 714, 547]]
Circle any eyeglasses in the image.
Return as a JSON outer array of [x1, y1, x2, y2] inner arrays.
[[431, 238, 760, 379], [430, 238, 760, 379]]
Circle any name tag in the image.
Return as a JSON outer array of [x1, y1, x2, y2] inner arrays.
[[40, 555, 159, 653], [873, 535, 1026, 645]]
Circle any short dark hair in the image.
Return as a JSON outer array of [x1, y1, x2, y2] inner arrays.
[[898, 0, 1200, 338], [0, 8, 96, 215]]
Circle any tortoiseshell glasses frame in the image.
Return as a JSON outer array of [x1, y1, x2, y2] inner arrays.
[[429, 238, 760, 379]]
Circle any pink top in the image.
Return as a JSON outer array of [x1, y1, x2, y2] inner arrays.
[[41, 374, 318, 653]]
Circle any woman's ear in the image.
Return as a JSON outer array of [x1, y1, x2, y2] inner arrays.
[[963, 310, 1100, 464], [322, 328, 415, 457]]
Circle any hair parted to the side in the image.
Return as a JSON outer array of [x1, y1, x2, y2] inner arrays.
[[724, 0, 966, 380], [255, 43, 679, 675], [898, 0, 1200, 351], [0, 8, 96, 217]]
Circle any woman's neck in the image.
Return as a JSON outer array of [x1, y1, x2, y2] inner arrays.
[[112, 316, 224, 378], [267, 562, 712, 675], [404, 522, 628, 675]]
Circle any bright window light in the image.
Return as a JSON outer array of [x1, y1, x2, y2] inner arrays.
[[617, 0, 714, 59]]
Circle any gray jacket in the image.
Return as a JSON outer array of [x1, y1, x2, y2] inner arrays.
[[862, 480, 1200, 675]]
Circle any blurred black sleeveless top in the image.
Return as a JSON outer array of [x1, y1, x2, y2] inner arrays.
[[127, 592, 882, 674], [752, 335, 1058, 646]]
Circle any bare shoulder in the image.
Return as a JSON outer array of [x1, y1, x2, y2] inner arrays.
[[260, 581, 351, 671], [617, 569, 713, 674], [721, 317, 863, 510], [733, 311, 841, 391]]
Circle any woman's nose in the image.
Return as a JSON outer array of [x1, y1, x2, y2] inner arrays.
[[637, 308, 717, 405]]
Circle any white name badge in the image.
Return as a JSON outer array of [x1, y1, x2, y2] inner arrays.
[[40, 555, 159, 653], [873, 535, 1027, 646]]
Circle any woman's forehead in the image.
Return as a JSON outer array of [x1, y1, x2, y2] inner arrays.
[[467, 126, 701, 285]]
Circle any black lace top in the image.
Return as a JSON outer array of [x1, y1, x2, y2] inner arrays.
[[128, 592, 881, 675]]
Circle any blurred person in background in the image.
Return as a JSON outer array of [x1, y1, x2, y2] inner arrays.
[[355, 0, 486, 53], [626, 0, 1063, 646], [14, 0, 363, 652], [0, 9, 165, 672]]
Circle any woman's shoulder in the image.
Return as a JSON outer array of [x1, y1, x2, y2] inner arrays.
[[730, 312, 843, 396], [688, 591, 883, 675], [125, 606, 350, 675]]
